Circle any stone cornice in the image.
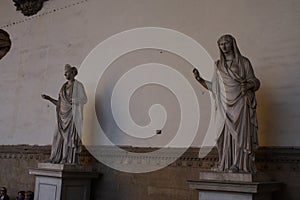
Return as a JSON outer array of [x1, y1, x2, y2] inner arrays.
[[0, 145, 299, 171]]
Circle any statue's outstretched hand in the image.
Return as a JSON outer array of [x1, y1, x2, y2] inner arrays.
[[193, 68, 210, 90], [41, 94, 58, 106], [193, 68, 201, 81], [41, 94, 50, 100]]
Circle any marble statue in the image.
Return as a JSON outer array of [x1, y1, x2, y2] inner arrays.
[[193, 35, 260, 173], [42, 64, 87, 164]]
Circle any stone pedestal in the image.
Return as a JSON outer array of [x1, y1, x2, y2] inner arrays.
[[29, 163, 99, 200], [188, 171, 282, 200]]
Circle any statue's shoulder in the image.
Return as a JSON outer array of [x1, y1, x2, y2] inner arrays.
[[60, 81, 67, 89], [74, 80, 86, 94], [240, 56, 255, 72], [215, 59, 221, 68], [241, 56, 251, 66], [74, 79, 84, 86]]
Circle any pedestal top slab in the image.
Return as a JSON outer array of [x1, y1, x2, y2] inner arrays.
[[199, 171, 270, 182], [188, 171, 282, 196], [37, 162, 94, 171], [29, 163, 99, 179], [188, 180, 282, 194]]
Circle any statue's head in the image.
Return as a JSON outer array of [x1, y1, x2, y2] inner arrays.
[[217, 34, 234, 44], [217, 34, 234, 54], [217, 34, 241, 61], [64, 64, 78, 80]]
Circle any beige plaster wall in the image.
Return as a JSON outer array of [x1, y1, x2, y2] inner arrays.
[[0, 0, 299, 146]]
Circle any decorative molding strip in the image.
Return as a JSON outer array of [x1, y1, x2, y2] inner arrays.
[[0, 145, 50, 161], [0, 0, 88, 29], [0, 145, 299, 171], [13, 0, 49, 17]]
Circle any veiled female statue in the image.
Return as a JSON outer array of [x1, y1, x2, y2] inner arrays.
[[193, 35, 260, 173], [42, 64, 87, 164]]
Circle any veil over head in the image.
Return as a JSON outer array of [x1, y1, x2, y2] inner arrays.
[[217, 34, 243, 69]]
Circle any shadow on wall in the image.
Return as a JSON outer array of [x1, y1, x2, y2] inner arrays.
[[256, 85, 281, 146]]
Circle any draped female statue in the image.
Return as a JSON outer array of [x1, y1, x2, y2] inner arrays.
[[42, 64, 87, 164], [193, 35, 260, 173]]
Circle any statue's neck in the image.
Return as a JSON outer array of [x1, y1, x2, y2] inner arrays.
[[224, 52, 234, 61], [67, 79, 75, 86]]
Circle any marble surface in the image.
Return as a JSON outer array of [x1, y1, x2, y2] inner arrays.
[[29, 163, 99, 200], [189, 170, 282, 200], [37, 162, 94, 171], [199, 171, 271, 182], [199, 191, 252, 200], [189, 178, 282, 200]]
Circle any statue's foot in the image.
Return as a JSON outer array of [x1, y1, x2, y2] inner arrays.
[[43, 159, 52, 163], [229, 165, 238, 173], [60, 159, 67, 164], [211, 165, 222, 172]]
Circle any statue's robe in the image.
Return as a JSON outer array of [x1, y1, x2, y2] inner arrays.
[[208, 56, 260, 173], [50, 80, 87, 164]]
